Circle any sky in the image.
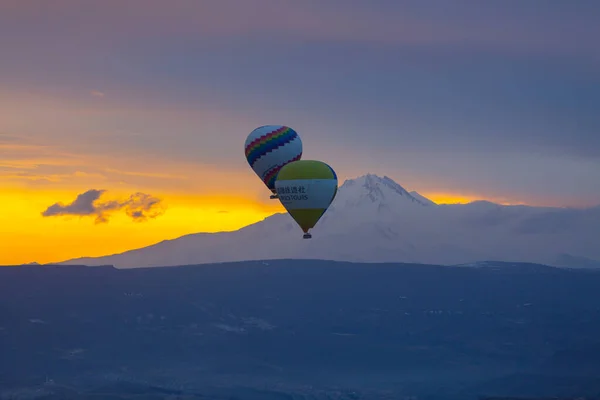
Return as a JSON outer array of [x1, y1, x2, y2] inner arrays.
[[1, 0, 599, 265]]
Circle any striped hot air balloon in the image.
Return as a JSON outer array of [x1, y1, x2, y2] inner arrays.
[[244, 125, 303, 199], [274, 160, 338, 239]]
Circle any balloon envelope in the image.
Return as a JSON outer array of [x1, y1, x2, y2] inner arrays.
[[274, 160, 337, 238], [244, 125, 302, 197]]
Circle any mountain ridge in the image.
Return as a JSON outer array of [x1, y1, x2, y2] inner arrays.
[[57, 174, 600, 269]]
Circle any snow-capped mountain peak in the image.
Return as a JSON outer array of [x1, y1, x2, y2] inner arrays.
[[335, 173, 431, 208]]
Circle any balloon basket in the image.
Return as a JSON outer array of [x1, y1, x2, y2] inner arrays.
[[303, 233, 312, 239], [270, 194, 278, 199]]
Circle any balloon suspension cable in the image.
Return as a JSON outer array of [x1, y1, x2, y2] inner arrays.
[[303, 233, 312, 239]]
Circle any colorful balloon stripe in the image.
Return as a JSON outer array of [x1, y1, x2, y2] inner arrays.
[[245, 127, 298, 167], [245, 125, 288, 157], [262, 153, 301, 189]]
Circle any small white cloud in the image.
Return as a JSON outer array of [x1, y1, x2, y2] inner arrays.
[[90, 90, 105, 98]]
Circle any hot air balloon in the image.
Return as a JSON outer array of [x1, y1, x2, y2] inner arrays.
[[274, 160, 337, 239], [244, 125, 302, 199]]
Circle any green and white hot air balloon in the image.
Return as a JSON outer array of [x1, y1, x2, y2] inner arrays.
[[274, 160, 338, 239]]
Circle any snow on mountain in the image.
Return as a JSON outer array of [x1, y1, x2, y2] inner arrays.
[[58, 174, 600, 269], [410, 191, 437, 206]]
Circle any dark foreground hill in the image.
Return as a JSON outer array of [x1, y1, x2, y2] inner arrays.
[[1, 260, 600, 399]]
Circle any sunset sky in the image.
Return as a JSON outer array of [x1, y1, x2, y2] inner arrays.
[[1, 0, 599, 265]]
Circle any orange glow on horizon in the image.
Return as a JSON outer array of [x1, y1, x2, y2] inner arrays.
[[421, 192, 480, 204], [422, 192, 526, 205], [0, 188, 284, 266], [0, 186, 533, 266]]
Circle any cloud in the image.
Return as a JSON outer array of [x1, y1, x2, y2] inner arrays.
[[0, 133, 23, 143], [3, 0, 599, 59], [0, 137, 86, 170], [0, 169, 107, 183], [104, 168, 188, 180], [2, 2, 598, 208], [41, 189, 165, 224], [90, 90, 105, 98]]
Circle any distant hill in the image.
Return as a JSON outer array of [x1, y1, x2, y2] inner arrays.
[[2, 260, 600, 399], [57, 174, 600, 269]]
